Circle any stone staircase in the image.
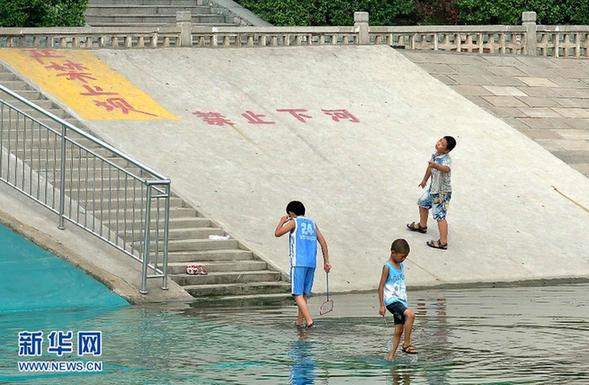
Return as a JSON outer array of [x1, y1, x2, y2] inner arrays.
[[0, 64, 290, 301], [85, 0, 241, 27]]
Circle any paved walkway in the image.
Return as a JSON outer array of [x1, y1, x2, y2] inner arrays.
[[402, 51, 589, 177]]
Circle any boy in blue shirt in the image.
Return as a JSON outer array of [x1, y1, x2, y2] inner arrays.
[[407, 136, 456, 249], [378, 239, 417, 360], [275, 201, 331, 328]]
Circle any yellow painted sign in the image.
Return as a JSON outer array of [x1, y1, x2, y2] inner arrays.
[[0, 49, 176, 121]]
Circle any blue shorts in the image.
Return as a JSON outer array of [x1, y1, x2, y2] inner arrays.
[[386, 302, 408, 325], [418, 190, 452, 221], [290, 266, 315, 296]]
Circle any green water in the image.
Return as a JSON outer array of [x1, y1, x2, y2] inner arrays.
[[0, 223, 128, 313], [1, 284, 588, 384]]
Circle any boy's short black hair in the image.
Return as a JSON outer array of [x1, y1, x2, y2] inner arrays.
[[286, 201, 305, 216], [391, 239, 410, 255], [444, 136, 456, 152]]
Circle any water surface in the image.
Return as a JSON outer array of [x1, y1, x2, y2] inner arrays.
[[1, 284, 588, 384]]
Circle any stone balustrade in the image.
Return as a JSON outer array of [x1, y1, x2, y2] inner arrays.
[[190, 26, 357, 47], [536, 25, 589, 58], [0, 11, 588, 58], [369, 25, 526, 54], [0, 26, 182, 49]]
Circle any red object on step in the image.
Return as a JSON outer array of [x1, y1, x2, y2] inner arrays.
[[186, 264, 208, 275]]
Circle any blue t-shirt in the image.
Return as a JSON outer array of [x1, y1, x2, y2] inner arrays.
[[383, 261, 407, 306], [289, 217, 317, 268]]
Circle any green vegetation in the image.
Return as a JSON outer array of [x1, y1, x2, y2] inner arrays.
[[456, 0, 589, 25], [236, 0, 417, 26], [236, 0, 589, 25], [0, 0, 88, 27]]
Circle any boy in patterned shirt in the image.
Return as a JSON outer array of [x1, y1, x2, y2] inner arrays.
[[407, 136, 456, 249]]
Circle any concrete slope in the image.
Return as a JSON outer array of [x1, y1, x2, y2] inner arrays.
[[26, 46, 589, 292]]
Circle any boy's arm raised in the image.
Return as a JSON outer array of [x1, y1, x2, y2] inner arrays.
[[378, 265, 389, 316], [316, 225, 331, 273], [274, 215, 295, 237]]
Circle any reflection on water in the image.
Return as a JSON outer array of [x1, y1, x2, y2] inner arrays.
[[289, 328, 316, 385], [1, 284, 588, 384]]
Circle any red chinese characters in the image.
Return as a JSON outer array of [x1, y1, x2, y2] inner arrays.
[[192, 108, 359, 126], [80, 85, 118, 96], [276, 108, 312, 123], [26, 49, 64, 65], [192, 111, 235, 126], [321, 109, 360, 123], [45, 60, 96, 83], [94, 98, 157, 117], [241, 111, 275, 125], [25, 50, 159, 118]]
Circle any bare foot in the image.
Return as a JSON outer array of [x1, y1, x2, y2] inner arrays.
[[386, 351, 395, 361]]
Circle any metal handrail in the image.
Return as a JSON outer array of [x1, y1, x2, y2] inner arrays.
[[0, 85, 168, 181], [0, 84, 170, 294]]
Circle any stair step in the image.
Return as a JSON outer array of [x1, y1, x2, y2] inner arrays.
[[121, 217, 212, 230], [0, 118, 83, 131], [0, 80, 32, 90], [3, 137, 96, 150], [0, 98, 56, 111], [88, 0, 203, 6], [184, 281, 290, 297], [191, 293, 292, 304], [172, 270, 282, 285], [85, 5, 213, 16], [43, 167, 143, 181], [124, 226, 224, 241], [9, 146, 115, 160], [0, 73, 17, 81], [84, 196, 183, 209], [29, 157, 132, 171], [4, 90, 45, 100], [168, 260, 267, 274], [86, 14, 226, 23], [96, 207, 197, 221], [168, 249, 253, 262], [164, 238, 238, 252], [53, 176, 146, 190], [2, 108, 68, 119], [86, 22, 238, 27]]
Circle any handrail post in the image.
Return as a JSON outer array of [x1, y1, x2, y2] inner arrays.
[[522, 11, 537, 56], [354, 12, 369, 45], [58, 123, 66, 229], [161, 183, 170, 290], [140, 184, 152, 294], [177, 11, 192, 47]]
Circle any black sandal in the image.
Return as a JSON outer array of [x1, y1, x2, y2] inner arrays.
[[426, 239, 447, 250], [407, 222, 427, 233], [402, 345, 418, 354]]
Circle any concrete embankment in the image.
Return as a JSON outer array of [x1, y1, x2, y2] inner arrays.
[[6, 46, 589, 292]]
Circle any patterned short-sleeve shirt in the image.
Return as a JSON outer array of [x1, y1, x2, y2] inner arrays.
[[430, 153, 452, 194]]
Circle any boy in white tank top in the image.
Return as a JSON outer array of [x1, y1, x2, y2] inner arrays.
[[378, 239, 417, 360]]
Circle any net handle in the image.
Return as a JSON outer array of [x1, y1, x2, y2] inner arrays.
[[326, 271, 330, 301]]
